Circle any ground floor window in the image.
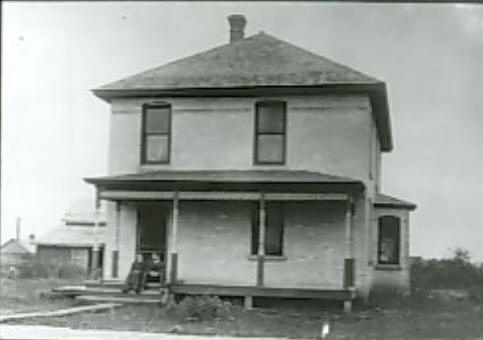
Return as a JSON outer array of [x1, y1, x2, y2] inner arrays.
[[378, 215, 401, 265], [251, 202, 284, 256]]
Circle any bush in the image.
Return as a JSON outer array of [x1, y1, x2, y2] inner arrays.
[[15, 260, 86, 279], [410, 248, 483, 300], [16, 259, 51, 278], [56, 263, 86, 279], [169, 295, 233, 321]]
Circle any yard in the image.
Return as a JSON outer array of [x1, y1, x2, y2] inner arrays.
[[2, 253, 483, 339], [0, 277, 77, 315], [1, 282, 483, 339]]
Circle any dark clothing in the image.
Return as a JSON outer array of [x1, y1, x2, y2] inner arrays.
[[144, 259, 165, 286], [122, 261, 146, 293]]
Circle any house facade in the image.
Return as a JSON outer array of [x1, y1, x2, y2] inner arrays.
[[85, 15, 416, 310]]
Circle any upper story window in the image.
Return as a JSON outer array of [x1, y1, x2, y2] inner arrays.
[[255, 101, 286, 164], [377, 215, 401, 265], [141, 104, 171, 164]]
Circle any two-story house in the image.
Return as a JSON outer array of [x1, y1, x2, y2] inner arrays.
[[85, 15, 416, 311]]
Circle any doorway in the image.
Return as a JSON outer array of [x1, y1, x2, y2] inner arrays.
[[136, 203, 168, 264]]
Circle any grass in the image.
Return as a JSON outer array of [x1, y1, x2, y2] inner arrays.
[[4, 293, 483, 339], [0, 276, 77, 315]]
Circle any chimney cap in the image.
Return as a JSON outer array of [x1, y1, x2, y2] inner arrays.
[[228, 14, 246, 22]]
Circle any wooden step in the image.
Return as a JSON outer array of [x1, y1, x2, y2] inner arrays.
[[76, 294, 164, 304]]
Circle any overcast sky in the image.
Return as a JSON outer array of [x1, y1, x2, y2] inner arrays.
[[2, 2, 483, 261]]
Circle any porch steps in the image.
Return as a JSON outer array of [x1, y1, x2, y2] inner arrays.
[[75, 294, 163, 304]]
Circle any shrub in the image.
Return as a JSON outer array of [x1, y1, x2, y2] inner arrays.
[[15, 260, 86, 279], [170, 295, 233, 321], [16, 259, 51, 278], [410, 248, 483, 300]]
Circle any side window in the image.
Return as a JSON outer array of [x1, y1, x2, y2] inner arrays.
[[255, 101, 286, 164], [141, 104, 171, 164], [377, 215, 401, 265], [251, 202, 284, 256]]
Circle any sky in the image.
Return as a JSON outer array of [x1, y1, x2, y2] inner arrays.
[[2, 2, 483, 261]]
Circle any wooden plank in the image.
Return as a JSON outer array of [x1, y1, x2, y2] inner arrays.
[[0, 303, 121, 323], [265, 193, 348, 201], [100, 190, 348, 201], [169, 284, 353, 300], [76, 295, 161, 304], [100, 191, 174, 200]]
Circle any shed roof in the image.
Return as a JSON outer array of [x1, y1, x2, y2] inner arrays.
[[374, 193, 417, 210], [85, 169, 361, 185], [0, 239, 35, 254]]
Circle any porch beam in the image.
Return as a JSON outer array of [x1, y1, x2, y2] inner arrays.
[[343, 198, 355, 289], [170, 192, 179, 284], [257, 193, 266, 287], [99, 190, 348, 201], [111, 201, 121, 278], [91, 191, 101, 280]]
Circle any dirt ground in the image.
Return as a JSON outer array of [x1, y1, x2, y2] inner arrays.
[[2, 279, 483, 340]]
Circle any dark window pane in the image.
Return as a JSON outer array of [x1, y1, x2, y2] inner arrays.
[[251, 203, 284, 256], [265, 203, 283, 256], [257, 135, 284, 163], [378, 216, 400, 265], [257, 103, 285, 133], [145, 107, 170, 133], [145, 135, 169, 162]]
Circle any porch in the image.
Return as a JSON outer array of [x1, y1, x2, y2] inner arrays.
[[84, 170, 363, 311]]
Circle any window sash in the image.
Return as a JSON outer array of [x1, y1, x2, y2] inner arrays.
[[255, 102, 286, 164], [377, 216, 401, 265], [142, 105, 171, 164]]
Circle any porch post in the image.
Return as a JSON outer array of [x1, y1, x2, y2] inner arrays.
[[170, 191, 179, 284], [257, 192, 266, 287], [111, 201, 121, 278], [343, 198, 355, 289], [91, 190, 101, 280]]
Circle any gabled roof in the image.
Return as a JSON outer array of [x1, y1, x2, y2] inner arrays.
[[0, 239, 35, 254], [34, 225, 106, 248], [97, 32, 379, 91], [374, 193, 417, 210]]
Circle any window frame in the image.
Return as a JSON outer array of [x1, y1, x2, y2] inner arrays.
[[254, 101, 287, 165], [377, 215, 401, 265], [140, 103, 172, 164], [251, 202, 285, 257]]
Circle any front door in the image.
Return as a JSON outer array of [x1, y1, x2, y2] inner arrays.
[[137, 203, 168, 264]]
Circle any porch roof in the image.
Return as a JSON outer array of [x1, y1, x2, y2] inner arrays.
[[374, 193, 417, 210], [85, 170, 363, 192]]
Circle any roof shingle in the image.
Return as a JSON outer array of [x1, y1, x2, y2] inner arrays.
[[98, 33, 380, 91]]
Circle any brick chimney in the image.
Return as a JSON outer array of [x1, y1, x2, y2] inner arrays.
[[228, 14, 246, 43]]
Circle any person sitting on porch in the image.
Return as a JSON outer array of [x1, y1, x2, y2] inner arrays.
[[122, 253, 146, 294], [144, 252, 165, 288]]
